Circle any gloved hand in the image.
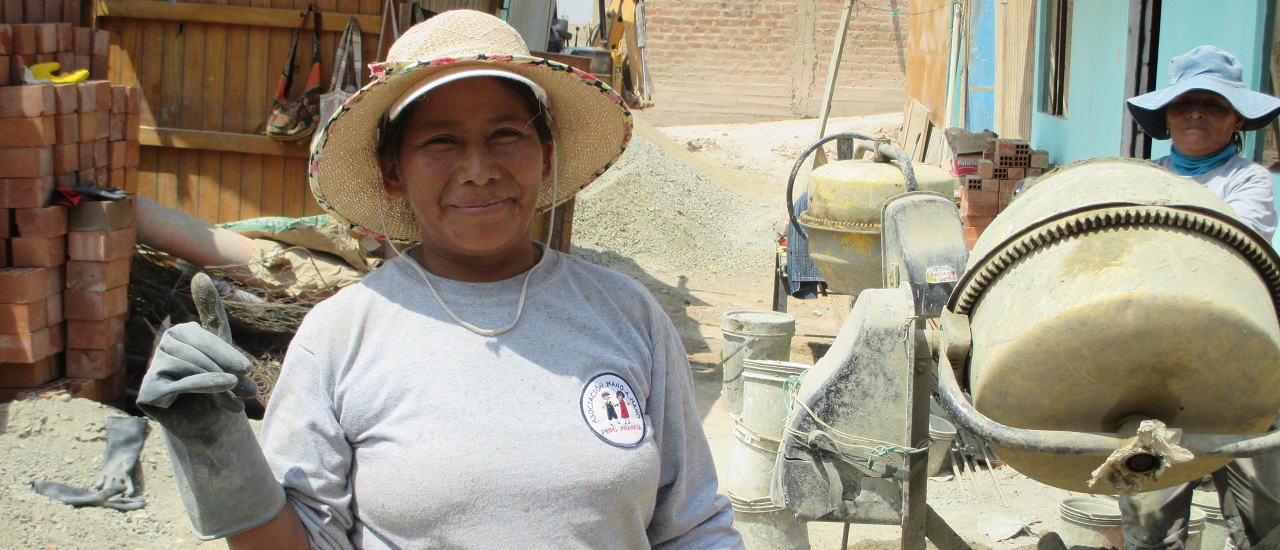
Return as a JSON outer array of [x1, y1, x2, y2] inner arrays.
[[136, 273, 285, 540], [32, 416, 150, 511]]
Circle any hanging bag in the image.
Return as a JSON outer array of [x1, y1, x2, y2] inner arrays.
[[320, 17, 362, 128], [266, 6, 323, 142]]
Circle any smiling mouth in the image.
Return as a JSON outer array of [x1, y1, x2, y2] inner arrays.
[[452, 198, 514, 211]]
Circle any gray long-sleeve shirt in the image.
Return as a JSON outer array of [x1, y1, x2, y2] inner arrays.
[[1155, 154, 1277, 240], [260, 247, 743, 549]]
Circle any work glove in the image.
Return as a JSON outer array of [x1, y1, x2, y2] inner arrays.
[[32, 416, 150, 511], [136, 272, 285, 540]]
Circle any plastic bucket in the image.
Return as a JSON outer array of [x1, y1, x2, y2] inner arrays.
[[726, 420, 782, 499], [729, 493, 810, 550], [927, 415, 957, 477], [1191, 499, 1229, 550], [1059, 497, 1124, 549], [1186, 506, 1207, 550], [721, 310, 796, 415], [741, 359, 809, 437]]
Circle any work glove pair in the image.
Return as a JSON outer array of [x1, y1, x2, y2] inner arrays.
[[32, 415, 149, 511], [135, 273, 286, 540]]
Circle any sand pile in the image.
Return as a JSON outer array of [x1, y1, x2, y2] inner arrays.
[[572, 134, 781, 283]]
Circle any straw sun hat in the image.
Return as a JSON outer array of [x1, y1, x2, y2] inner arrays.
[[1127, 45, 1280, 140], [309, 9, 633, 241]]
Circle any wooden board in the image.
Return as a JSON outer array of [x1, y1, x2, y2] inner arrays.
[[900, 99, 932, 162], [994, 0, 1036, 139], [903, 0, 951, 129]]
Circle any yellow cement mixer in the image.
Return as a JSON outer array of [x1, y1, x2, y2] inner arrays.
[[944, 157, 1280, 493], [787, 133, 957, 297], [766, 150, 1280, 549]]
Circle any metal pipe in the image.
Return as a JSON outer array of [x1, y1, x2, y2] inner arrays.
[[934, 352, 1280, 458], [872, 142, 918, 193]]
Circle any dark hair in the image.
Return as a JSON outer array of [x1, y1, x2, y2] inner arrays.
[[376, 77, 553, 163]]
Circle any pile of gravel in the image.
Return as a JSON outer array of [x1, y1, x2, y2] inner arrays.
[[571, 135, 780, 282]]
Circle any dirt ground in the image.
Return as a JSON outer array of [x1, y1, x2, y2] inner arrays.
[[0, 112, 1230, 549]]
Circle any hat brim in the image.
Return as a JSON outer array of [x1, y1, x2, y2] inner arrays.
[[310, 55, 633, 241], [1126, 75, 1280, 139]]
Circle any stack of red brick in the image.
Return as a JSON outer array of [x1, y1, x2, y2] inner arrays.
[[0, 197, 136, 403], [0, 23, 110, 86], [0, 79, 139, 404], [2, 81, 140, 191], [0, 0, 84, 26], [955, 138, 1052, 249]]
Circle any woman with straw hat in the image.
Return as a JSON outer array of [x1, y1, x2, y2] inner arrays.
[[1121, 45, 1280, 550], [137, 10, 743, 548]]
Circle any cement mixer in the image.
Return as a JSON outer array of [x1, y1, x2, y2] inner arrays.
[[756, 137, 1280, 549], [787, 133, 958, 297]]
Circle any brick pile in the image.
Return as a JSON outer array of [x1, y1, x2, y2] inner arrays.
[[0, 23, 110, 86], [953, 138, 1052, 249], [0, 26, 139, 403]]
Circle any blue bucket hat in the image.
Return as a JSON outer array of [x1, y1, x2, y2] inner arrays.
[[1126, 45, 1280, 140]]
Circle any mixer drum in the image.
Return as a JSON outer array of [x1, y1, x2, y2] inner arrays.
[[799, 160, 956, 296], [952, 158, 1280, 493]]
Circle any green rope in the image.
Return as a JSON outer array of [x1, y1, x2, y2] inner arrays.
[[865, 444, 930, 470]]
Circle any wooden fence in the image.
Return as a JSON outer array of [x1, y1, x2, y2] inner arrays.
[[96, 0, 492, 225]]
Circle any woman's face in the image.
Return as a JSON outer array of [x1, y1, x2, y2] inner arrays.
[[1165, 90, 1244, 157], [381, 77, 553, 266]]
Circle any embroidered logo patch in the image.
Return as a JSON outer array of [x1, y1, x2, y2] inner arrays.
[[580, 372, 646, 447]]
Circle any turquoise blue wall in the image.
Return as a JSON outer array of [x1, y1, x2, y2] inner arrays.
[[965, 0, 995, 132], [1028, 0, 1131, 166], [1148, 0, 1270, 160]]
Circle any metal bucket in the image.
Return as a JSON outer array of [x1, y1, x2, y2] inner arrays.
[[721, 310, 795, 415], [1058, 497, 1123, 549], [741, 359, 808, 437], [927, 414, 957, 477]]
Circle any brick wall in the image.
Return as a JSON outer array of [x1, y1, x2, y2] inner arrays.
[[645, 0, 908, 122]]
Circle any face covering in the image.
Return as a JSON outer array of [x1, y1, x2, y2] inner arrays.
[[1169, 143, 1238, 176]]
